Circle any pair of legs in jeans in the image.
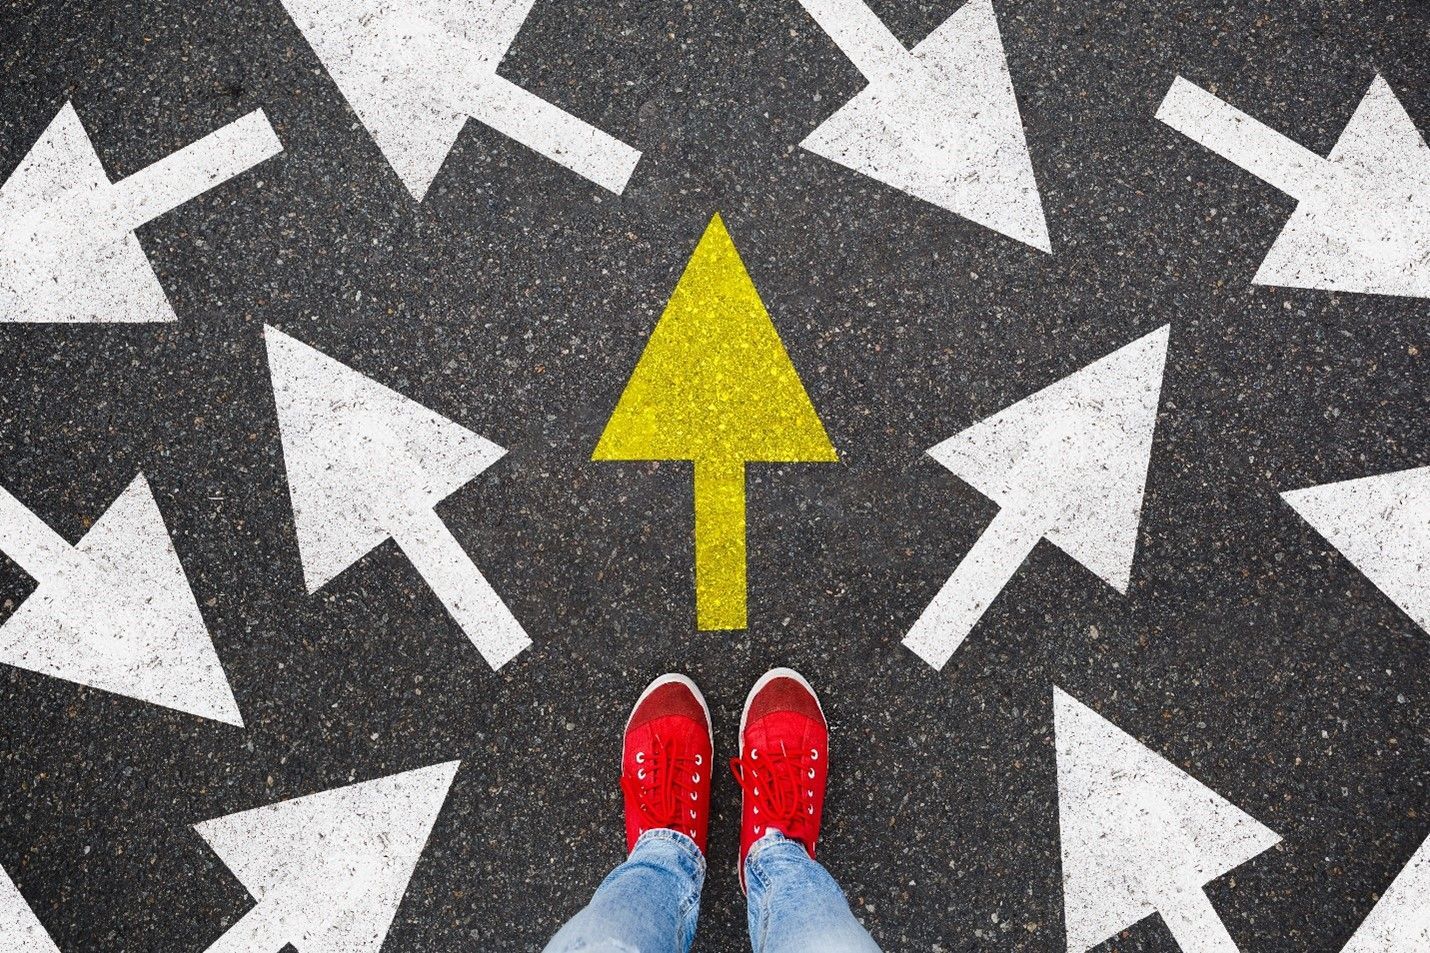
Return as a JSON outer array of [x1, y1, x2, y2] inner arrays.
[[545, 669, 881, 953]]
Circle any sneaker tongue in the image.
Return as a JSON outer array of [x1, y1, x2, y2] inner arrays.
[[747, 750, 813, 835], [627, 731, 700, 827]]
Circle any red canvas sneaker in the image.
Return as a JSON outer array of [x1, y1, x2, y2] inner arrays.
[[620, 674, 714, 855], [729, 667, 829, 890]]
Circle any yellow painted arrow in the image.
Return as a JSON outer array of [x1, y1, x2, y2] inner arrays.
[[594, 213, 838, 630]]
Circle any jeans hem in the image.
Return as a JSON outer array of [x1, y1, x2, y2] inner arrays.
[[632, 827, 707, 878], [745, 829, 804, 870]]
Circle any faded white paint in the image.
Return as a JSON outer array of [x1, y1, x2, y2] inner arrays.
[[0, 103, 281, 323], [800, 0, 1050, 252], [279, 0, 641, 199], [1341, 834, 1430, 953], [1054, 687, 1280, 953], [0, 475, 242, 725], [1282, 465, 1430, 635], [0, 864, 59, 953], [265, 327, 531, 670], [904, 326, 1169, 669], [1157, 75, 1430, 298], [195, 761, 460, 953]]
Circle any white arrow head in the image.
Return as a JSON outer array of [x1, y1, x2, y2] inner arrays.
[[929, 326, 1169, 592], [1254, 75, 1430, 297], [280, 0, 639, 199], [0, 102, 172, 324], [195, 761, 460, 953], [279, 0, 529, 199], [0, 864, 59, 953], [265, 326, 506, 592], [1341, 834, 1430, 953], [1255, 76, 1430, 297], [0, 475, 243, 726], [1282, 465, 1430, 635], [1054, 687, 1280, 952], [801, 0, 1050, 252]]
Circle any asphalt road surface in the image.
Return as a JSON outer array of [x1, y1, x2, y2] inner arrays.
[[0, 0, 1426, 950]]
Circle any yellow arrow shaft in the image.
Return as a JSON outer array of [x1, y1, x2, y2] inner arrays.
[[693, 460, 747, 630]]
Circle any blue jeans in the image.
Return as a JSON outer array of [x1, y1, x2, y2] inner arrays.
[[544, 829, 881, 952]]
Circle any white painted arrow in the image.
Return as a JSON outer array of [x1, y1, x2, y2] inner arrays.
[[265, 327, 530, 669], [1, 863, 59, 953], [1341, 833, 1430, 953], [903, 326, 1169, 669], [1054, 687, 1280, 953], [798, 0, 1050, 252], [279, 0, 641, 200], [1156, 75, 1430, 298], [195, 761, 459, 953], [0, 102, 281, 323], [0, 474, 242, 725], [1282, 465, 1430, 635]]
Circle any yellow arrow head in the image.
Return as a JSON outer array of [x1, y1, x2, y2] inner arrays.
[[593, 213, 838, 466], [594, 213, 838, 630]]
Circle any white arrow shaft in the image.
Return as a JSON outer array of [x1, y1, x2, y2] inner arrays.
[[0, 483, 84, 582], [1157, 77, 1332, 203], [200, 900, 290, 953], [390, 507, 531, 670], [458, 73, 642, 194], [1158, 883, 1242, 953], [798, 0, 910, 85], [109, 109, 281, 231], [903, 505, 1041, 669], [400, 14, 640, 194]]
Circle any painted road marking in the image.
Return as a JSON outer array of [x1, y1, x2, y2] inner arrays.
[[265, 327, 531, 670], [279, 0, 641, 200], [0, 474, 243, 726], [0, 103, 281, 323], [904, 326, 1169, 669], [194, 761, 459, 953], [1157, 75, 1430, 298], [1340, 833, 1430, 952], [1055, 687, 1280, 953], [594, 213, 837, 630], [0, 863, 59, 953], [1282, 465, 1430, 635], [799, 0, 1050, 252]]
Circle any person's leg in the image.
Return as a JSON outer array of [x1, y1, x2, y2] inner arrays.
[[545, 674, 715, 953], [744, 831, 879, 953], [544, 829, 704, 953], [730, 668, 881, 953]]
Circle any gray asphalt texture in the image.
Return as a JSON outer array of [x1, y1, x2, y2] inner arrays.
[[1, 0, 1428, 950]]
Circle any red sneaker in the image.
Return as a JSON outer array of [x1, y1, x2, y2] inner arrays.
[[620, 674, 714, 855], [729, 667, 829, 890]]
